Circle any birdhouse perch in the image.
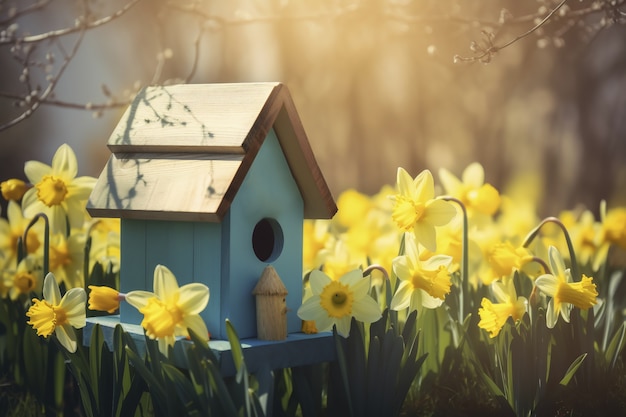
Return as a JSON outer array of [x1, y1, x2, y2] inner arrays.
[[253, 265, 288, 341]]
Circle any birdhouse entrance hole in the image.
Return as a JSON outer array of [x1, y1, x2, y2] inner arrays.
[[252, 218, 284, 262]]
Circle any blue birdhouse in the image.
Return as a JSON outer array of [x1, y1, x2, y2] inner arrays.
[[87, 82, 337, 340]]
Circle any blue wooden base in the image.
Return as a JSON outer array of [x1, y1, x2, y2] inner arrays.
[[84, 316, 336, 377]]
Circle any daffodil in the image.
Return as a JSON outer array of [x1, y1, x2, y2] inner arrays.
[[0, 200, 43, 270], [302, 219, 332, 273], [297, 269, 381, 337], [87, 218, 122, 273], [88, 285, 122, 313], [534, 246, 598, 328], [21, 144, 97, 235], [439, 162, 501, 219], [26, 272, 86, 352], [601, 202, 626, 251], [4, 254, 43, 300], [390, 168, 456, 252], [390, 233, 453, 313], [125, 265, 210, 354], [1, 178, 30, 201], [48, 231, 86, 289], [478, 277, 528, 338], [483, 241, 533, 285]]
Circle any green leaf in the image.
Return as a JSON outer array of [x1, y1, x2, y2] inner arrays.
[[162, 363, 201, 414], [333, 329, 354, 416], [559, 353, 587, 386], [225, 319, 244, 374], [605, 322, 626, 371]]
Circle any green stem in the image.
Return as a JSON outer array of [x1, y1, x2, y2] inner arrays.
[[442, 197, 469, 323], [23, 213, 50, 277], [522, 216, 581, 281]]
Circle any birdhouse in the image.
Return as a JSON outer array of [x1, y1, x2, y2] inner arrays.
[[87, 82, 337, 340], [252, 265, 289, 341]]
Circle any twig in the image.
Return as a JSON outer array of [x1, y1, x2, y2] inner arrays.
[[0, 0, 143, 45], [454, 0, 570, 63]]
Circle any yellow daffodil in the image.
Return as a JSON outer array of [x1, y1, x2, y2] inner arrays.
[[439, 162, 501, 219], [48, 232, 87, 289], [26, 272, 86, 352], [390, 168, 456, 252], [320, 238, 362, 282], [566, 209, 608, 271], [4, 254, 43, 300], [303, 219, 332, 273], [483, 241, 533, 285], [21, 144, 97, 235], [390, 233, 453, 313], [601, 202, 626, 251], [478, 277, 528, 338], [297, 269, 381, 337], [534, 246, 598, 328], [87, 218, 122, 273], [0, 200, 43, 270], [1, 178, 30, 201], [334, 188, 373, 231], [125, 265, 210, 354], [88, 285, 122, 313]]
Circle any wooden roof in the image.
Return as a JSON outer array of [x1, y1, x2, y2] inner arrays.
[[87, 82, 337, 222]]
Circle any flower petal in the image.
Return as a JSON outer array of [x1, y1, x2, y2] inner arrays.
[[340, 269, 364, 288], [60, 288, 87, 328], [181, 314, 209, 340], [423, 199, 457, 226], [413, 221, 437, 252], [43, 273, 62, 305], [422, 254, 453, 270], [51, 144, 78, 179], [438, 168, 462, 196], [334, 316, 352, 337], [125, 290, 156, 309], [548, 246, 567, 281], [462, 162, 485, 189], [545, 300, 557, 328], [24, 161, 51, 184], [309, 269, 331, 295], [350, 275, 371, 298], [420, 290, 444, 309], [55, 324, 77, 352], [390, 281, 412, 310], [297, 296, 322, 321], [352, 296, 382, 323], [177, 283, 210, 315], [412, 169, 435, 202], [396, 167, 413, 196], [154, 265, 180, 301], [534, 274, 558, 297], [491, 280, 509, 303]]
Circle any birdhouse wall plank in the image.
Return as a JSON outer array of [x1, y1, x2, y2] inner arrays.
[[221, 130, 304, 339], [192, 220, 223, 338], [119, 219, 147, 325]]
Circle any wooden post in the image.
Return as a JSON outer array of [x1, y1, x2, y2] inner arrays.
[[252, 265, 288, 340]]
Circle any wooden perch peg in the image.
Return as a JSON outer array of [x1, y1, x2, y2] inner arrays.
[[252, 265, 288, 340]]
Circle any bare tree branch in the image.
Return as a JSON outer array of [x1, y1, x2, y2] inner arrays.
[[0, 0, 142, 45]]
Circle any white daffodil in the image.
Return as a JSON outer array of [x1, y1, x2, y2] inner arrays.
[[297, 269, 381, 337]]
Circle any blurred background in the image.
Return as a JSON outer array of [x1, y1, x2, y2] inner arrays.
[[1, 0, 625, 217]]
